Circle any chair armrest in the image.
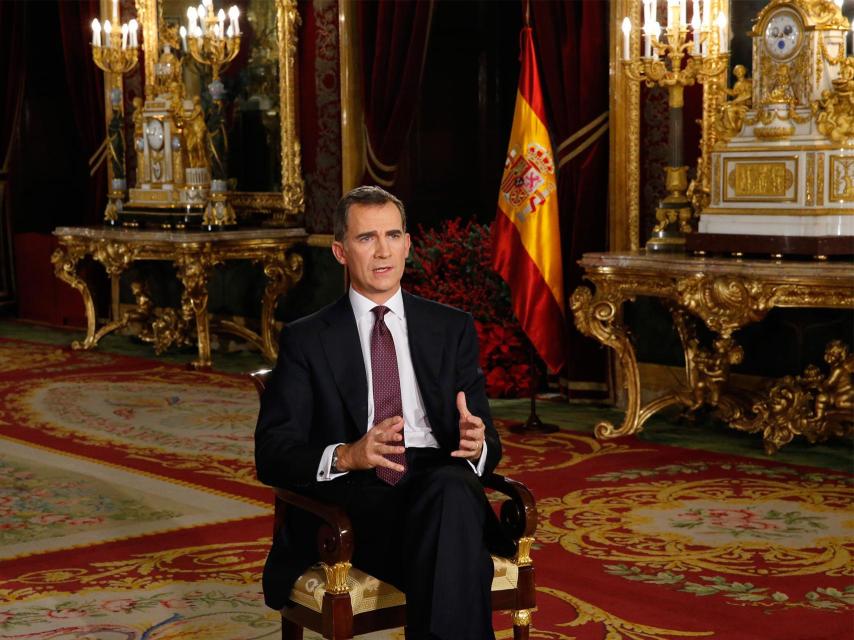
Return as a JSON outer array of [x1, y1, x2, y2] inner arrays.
[[483, 473, 538, 540], [273, 487, 354, 566]]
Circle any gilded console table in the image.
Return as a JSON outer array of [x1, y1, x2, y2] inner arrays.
[[51, 226, 307, 369], [570, 252, 854, 453]]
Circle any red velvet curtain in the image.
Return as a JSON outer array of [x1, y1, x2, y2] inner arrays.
[[359, 0, 434, 187], [57, 0, 105, 225], [0, 0, 27, 303], [530, 0, 610, 391]]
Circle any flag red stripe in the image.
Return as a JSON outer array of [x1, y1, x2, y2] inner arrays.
[[518, 27, 548, 127], [492, 211, 566, 373]]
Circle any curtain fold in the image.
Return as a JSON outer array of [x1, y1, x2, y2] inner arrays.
[[0, 0, 27, 304], [530, 0, 610, 390], [359, 0, 434, 187], [57, 0, 106, 225]]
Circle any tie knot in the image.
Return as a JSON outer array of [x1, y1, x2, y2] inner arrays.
[[372, 306, 390, 322]]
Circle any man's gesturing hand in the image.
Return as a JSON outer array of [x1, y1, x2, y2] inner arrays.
[[451, 391, 485, 460], [335, 416, 405, 473]]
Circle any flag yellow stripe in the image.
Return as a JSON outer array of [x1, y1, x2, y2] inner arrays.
[[497, 91, 564, 313]]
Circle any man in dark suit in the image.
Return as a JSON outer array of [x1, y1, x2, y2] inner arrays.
[[255, 185, 509, 639]]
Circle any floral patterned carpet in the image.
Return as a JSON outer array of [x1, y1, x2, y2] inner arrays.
[[0, 335, 851, 639]]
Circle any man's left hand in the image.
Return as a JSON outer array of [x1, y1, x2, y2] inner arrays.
[[450, 391, 484, 460]]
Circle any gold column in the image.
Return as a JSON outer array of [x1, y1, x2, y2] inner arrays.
[[610, 0, 641, 251], [339, 0, 365, 193]]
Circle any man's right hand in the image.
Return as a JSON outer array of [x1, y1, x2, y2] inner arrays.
[[336, 416, 405, 472]]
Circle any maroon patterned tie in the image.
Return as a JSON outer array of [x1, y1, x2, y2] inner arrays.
[[371, 306, 406, 485]]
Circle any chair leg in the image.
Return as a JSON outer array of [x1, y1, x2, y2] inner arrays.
[[281, 617, 303, 640], [512, 609, 531, 640]]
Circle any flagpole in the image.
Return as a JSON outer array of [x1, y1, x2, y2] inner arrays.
[[511, 345, 558, 435]]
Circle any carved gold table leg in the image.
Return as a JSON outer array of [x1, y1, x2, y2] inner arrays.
[[570, 285, 643, 438], [51, 242, 97, 350], [260, 250, 304, 361], [175, 250, 219, 370], [212, 250, 304, 362]]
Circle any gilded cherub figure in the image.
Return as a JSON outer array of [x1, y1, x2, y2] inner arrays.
[[719, 65, 753, 137], [813, 340, 854, 420], [185, 96, 209, 169]]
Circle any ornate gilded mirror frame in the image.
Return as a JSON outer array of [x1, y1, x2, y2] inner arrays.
[[129, 0, 304, 222], [609, 0, 730, 250]]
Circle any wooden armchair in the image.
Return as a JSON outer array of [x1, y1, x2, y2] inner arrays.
[[251, 369, 538, 640]]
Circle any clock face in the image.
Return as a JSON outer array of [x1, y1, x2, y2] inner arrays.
[[763, 10, 803, 61], [145, 119, 165, 151]]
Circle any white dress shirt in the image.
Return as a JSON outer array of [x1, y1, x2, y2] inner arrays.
[[317, 287, 487, 480]]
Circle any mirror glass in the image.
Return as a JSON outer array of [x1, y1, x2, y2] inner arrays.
[[158, 0, 282, 194]]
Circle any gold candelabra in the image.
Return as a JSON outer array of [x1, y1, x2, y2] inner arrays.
[[185, 1, 242, 82], [621, 0, 728, 251], [90, 1, 140, 225], [183, 1, 241, 227]]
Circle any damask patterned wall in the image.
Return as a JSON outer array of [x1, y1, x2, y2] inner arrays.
[[298, 0, 342, 234]]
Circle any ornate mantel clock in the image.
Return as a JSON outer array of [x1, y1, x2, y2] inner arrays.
[[691, 0, 854, 255]]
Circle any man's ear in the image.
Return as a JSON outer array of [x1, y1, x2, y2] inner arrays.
[[404, 232, 411, 258], [331, 241, 347, 266]]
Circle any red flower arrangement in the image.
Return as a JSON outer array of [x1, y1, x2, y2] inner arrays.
[[403, 218, 534, 398]]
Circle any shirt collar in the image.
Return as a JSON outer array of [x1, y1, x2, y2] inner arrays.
[[349, 286, 405, 321]]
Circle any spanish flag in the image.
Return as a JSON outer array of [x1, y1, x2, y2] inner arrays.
[[492, 26, 565, 373]]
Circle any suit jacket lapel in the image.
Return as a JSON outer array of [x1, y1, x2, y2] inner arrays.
[[404, 293, 444, 428], [321, 296, 369, 434]]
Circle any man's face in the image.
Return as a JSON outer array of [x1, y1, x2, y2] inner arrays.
[[332, 201, 411, 304]]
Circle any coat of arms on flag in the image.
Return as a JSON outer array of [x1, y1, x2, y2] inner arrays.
[[499, 143, 556, 223]]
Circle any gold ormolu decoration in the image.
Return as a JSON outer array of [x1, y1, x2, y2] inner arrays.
[[51, 226, 307, 369], [813, 58, 854, 143], [514, 536, 534, 567], [321, 561, 352, 594], [717, 64, 753, 141], [572, 252, 854, 453], [511, 609, 532, 627], [727, 163, 794, 198], [723, 340, 854, 453]]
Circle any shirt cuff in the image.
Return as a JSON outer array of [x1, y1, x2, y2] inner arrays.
[[317, 443, 348, 482], [466, 441, 488, 476]]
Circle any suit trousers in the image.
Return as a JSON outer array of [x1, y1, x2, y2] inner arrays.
[[302, 448, 496, 640]]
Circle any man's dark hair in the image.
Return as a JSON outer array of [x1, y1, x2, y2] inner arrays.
[[333, 185, 406, 241]]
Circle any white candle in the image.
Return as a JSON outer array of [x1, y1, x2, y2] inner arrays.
[[651, 21, 662, 59], [716, 11, 728, 53], [121, 22, 128, 50], [187, 6, 197, 33], [643, 22, 652, 58], [680, 0, 687, 27], [226, 24, 233, 38], [104, 20, 112, 48], [91, 18, 101, 47], [129, 19, 138, 47], [112, 0, 119, 22], [691, 0, 701, 54], [198, 4, 206, 21], [651, 0, 657, 25], [180, 25, 188, 51], [228, 6, 240, 36], [218, 8, 225, 37], [643, 0, 650, 28], [667, 0, 677, 30], [622, 18, 632, 60]]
